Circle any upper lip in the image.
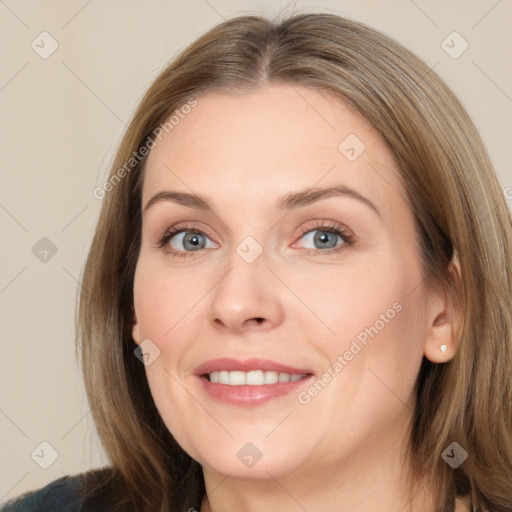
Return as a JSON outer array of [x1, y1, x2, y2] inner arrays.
[[194, 358, 313, 376]]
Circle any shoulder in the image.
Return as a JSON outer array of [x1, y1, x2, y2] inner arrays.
[[0, 474, 84, 512], [0, 468, 116, 512]]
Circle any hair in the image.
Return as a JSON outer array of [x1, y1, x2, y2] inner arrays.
[[76, 12, 512, 512]]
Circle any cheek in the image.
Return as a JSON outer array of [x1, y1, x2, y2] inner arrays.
[[287, 255, 408, 343], [294, 251, 427, 387], [293, 274, 427, 446], [133, 262, 203, 451], [133, 260, 202, 344]]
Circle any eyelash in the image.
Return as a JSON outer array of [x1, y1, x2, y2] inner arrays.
[[156, 220, 354, 258]]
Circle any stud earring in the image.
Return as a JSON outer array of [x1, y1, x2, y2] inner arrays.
[[440, 344, 447, 353]]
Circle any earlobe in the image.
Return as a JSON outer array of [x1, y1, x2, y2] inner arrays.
[[423, 305, 456, 363], [423, 252, 462, 363], [131, 305, 141, 345]]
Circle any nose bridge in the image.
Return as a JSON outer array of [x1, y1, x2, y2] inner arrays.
[[215, 234, 268, 306], [207, 232, 282, 330]]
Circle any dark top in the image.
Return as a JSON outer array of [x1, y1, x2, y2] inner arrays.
[[0, 470, 119, 512], [1, 472, 473, 512], [1, 474, 86, 511]]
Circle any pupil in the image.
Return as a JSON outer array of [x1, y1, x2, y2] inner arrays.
[[316, 231, 336, 249], [185, 233, 202, 250]]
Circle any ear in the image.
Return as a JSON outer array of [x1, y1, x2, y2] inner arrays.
[[423, 252, 462, 363], [131, 304, 142, 345]]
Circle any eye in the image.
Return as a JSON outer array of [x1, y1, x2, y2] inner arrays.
[[295, 221, 354, 255], [156, 220, 354, 258], [157, 227, 217, 257]]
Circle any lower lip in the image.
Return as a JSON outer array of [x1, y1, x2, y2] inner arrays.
[[196, 375, 314, 406]]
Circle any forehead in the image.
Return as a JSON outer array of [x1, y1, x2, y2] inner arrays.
[[142, 84, 405, 217]]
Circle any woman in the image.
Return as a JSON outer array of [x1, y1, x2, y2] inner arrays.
[[2, 12, 511, 512]]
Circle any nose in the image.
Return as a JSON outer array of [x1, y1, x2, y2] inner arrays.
[[207, 248, 284, 335]]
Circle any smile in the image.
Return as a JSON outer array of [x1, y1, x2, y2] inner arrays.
[[206, 370, 308, 385], [194, 358, 314, 406]]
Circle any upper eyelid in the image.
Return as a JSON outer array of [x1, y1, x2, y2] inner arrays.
[[164, 221, 347, 235], [293, 225, 352, 247]]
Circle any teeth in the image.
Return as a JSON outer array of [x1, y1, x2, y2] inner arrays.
[[207, 370, 307, 385], [229, 371, 246, 385], [247, 370, 265, 385], [264, 371, 279, 384]]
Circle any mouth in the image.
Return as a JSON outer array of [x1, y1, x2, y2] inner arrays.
[[204, 370, 308, 385], [194, 358, 314, 406]]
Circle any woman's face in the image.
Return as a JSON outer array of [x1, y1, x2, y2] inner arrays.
[[132, 84, 447, 481]]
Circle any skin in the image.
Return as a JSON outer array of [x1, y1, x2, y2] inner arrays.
[[131, 83, 461, 512]]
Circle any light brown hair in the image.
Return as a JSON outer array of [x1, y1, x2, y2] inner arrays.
[[77, 12, 512, 512]]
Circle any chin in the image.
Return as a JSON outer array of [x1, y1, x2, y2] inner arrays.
[[200, 452, 303, 481], [183, 433, 309, 480]]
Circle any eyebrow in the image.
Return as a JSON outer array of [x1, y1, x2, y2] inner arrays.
[[143, 184, 381, 218]]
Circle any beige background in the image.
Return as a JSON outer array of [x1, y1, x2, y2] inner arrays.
[[1, 0, 511, 501]]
